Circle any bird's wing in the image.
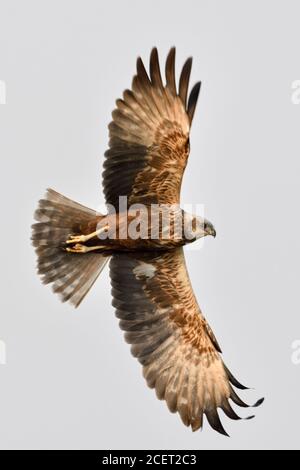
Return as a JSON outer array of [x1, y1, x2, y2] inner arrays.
[[102, 47, 201, 209], [109, 248, 263, 435]]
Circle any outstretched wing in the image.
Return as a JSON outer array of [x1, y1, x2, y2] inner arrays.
[[102, 47, 201, 210], [109, 248, 263, 435]]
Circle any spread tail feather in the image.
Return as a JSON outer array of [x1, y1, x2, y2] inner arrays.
[[32, 189, 109, 307]]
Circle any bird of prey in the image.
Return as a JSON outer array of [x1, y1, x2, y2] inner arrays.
[[32, 48, 263, 436]]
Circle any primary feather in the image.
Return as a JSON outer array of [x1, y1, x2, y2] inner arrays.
[[103, 47, 201, 210]]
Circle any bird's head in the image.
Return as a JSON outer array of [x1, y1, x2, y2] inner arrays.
[[183, 213, 216, 242]]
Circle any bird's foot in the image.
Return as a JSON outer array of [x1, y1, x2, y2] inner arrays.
[[66, 234, 86, 244], [65, 243, 103, 253], [65, 225, 109, 245]]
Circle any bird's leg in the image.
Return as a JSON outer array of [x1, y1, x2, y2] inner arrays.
[[65, 243, 105, 254], [66, 224, 109, 244]]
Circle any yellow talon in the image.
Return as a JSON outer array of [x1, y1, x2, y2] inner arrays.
[[66, 243, 87, 253], [65, 225, 109, 244], [66, 235, 85, 244], [65, 243, 104, 254]]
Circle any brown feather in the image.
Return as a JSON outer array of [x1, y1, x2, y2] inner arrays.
[[179, 57, 192, 107], [103, 48, 197, 210], [165, 47, 177, 96], [32, 189, 109, 307], [109, 248, 259, 435], [187, 81, 201, 123], [149, 47, 164, 91]]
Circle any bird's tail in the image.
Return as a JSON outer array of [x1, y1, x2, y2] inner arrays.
[[31, 188, 109, 307]]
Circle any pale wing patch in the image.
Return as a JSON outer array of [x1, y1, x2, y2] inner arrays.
[[133, 262, 157, 279], [110, 249, 264, 436]]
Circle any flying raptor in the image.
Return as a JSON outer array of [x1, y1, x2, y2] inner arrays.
[[32, 48, 263, 436]]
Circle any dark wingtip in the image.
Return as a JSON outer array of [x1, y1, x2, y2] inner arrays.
[[150, 47, 159, 65], [224, 365, 250, 390], [221, 429, 230, 438], [136, 56, 142, 69], [206, 409, 229, 437], [165, 47, 176, 95], [187, 81, 202, 123], [179, 57, 193, 106], [136, 57, 150, 82], [253, 397, 265, 408], [230, 387, 250, 408], [149, 47, 163, 90], [230, 387, 265, 411], [245, 415, 255, 420], [221, 401, 242, 421]]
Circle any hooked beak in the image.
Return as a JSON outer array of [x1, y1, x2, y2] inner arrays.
[[205, 221, 216, 238]]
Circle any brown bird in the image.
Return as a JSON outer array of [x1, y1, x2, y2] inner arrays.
[[32, 48, 263, 436]]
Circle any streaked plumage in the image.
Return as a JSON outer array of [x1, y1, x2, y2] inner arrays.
[[110, 249, 264, 435], [32, 48, 263, 435], [103, 47, 200, 208]]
